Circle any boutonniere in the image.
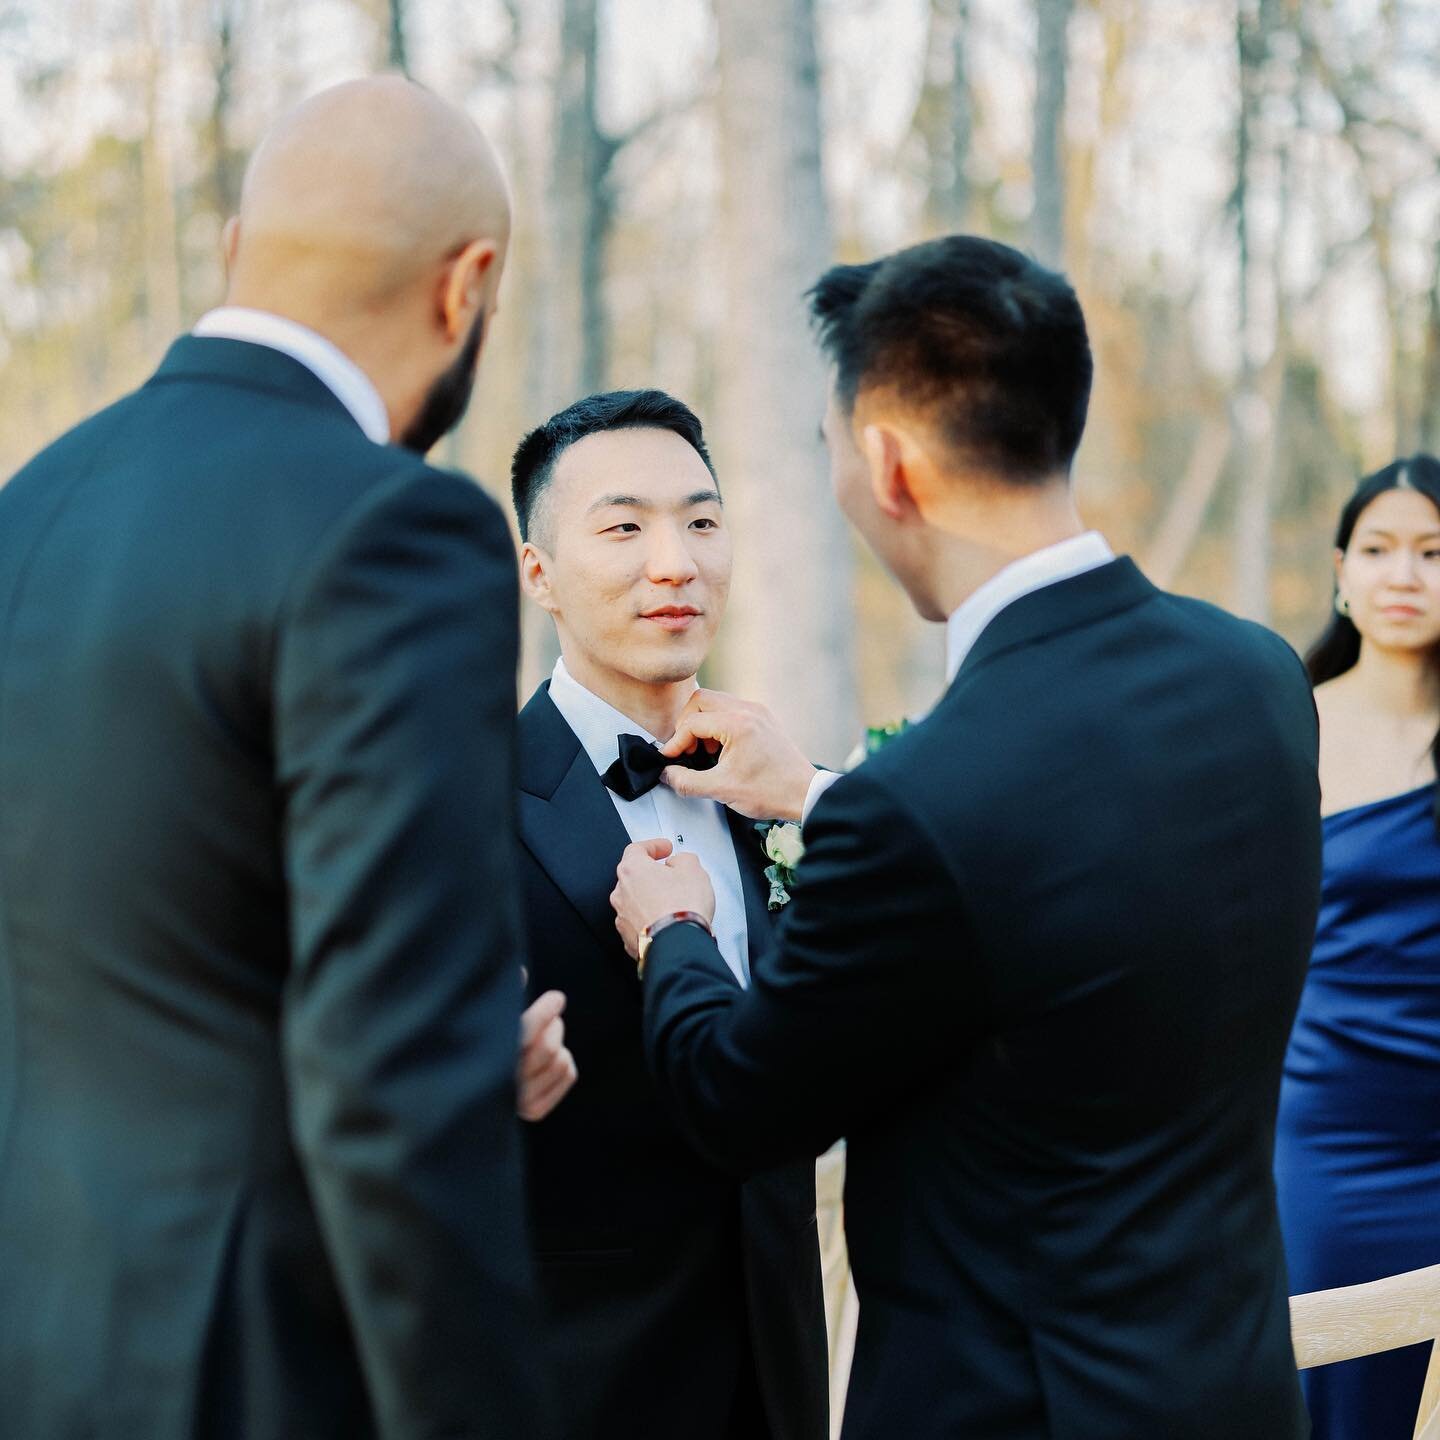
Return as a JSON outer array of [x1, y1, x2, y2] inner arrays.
[[754, 820, 805, 910], [842, 718, 915, 771]]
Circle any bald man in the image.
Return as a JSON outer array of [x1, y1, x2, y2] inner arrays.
[[0, 78, 552, 1440]]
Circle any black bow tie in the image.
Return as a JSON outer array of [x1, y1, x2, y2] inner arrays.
[[602, 733, 719, 801]]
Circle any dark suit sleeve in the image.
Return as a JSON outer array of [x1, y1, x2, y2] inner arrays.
[[643, 767, 970, 1176], [274, 468, 543, 1439]]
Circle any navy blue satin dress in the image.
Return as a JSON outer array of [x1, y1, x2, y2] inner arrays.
[[1275, 782, 1440, 1439]]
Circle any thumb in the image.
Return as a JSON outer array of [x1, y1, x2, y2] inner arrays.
[[635, 836, 675, 861], [660, 763, 724, 800], [521, 989, 567, 1043]]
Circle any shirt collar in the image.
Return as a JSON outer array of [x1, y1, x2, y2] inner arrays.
[[548, 658, 698, 778], [192, 307, 391, 445], [944, 531, 1115, 680]]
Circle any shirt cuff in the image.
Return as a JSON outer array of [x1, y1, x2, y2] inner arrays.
[[801, 769, 843, 827]]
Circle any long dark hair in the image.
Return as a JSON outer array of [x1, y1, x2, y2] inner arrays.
[[1305, 455, 1440, 831]]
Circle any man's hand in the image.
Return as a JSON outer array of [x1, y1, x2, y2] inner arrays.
[[517, 990, 578, 1122], [610, 838, 717, 960], [658, 690, 816, 820]]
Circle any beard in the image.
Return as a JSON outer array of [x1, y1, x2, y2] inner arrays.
[[399, 310, 485, 455]]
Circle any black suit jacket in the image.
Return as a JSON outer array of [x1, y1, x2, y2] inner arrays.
[[643, 559, 1321, 1440], [516, 684, 828, 1440], [0, 337, 545, 1440]]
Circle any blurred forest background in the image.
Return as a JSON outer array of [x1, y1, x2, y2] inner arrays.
[[2, 0, 1438, 762]]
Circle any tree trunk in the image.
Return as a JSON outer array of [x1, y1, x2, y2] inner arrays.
[[913, 0, 972, 233], [387, 0, 408, 74], [1143, 416, 1231, 589], [138, 0, 182, 348], [209, 0, 243, 218], [1067, 4, 1130, 291], [712, 0, 858, 765], [547, 0, 611, 404], [1031, 0, 1073, 269], [1420, 242, 1440, 455], [1231, 0, 1273, 624]]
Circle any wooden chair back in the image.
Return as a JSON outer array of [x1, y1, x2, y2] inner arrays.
[[1290, 1262, 1440, 1440]]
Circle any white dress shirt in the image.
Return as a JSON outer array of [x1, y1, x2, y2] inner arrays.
[[944, 531, 1115, 680], [192, 307, 391, 444], [548, 659, 753, 987]]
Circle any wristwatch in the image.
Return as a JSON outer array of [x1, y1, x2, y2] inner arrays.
[[636, 910, 714, 979]]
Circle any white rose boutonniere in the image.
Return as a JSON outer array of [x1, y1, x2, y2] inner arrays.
[[755, 820, 806, 910]]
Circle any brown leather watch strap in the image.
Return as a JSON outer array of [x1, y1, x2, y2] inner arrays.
[[636, 910, 714, 979]]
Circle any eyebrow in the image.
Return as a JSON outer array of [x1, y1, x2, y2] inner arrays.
[[1356, 528, 1440, 541], [585, 488, 723, 515]]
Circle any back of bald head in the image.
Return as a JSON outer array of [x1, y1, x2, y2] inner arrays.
[[230, 75, 511, 317]]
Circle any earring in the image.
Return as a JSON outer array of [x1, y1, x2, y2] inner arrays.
[[1335, 593, 1351, 618]]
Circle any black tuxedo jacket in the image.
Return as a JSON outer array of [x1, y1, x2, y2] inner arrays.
[[0, 338, 545, 1440], [643, 560, 1321, 1440], [516, 684, 828, 1440]]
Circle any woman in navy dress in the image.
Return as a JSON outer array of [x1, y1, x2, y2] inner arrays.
[[1275, 455, 1440, 1439]]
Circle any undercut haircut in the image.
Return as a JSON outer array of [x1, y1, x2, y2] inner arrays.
[[808, 235, 1093, 483], [510, 388, 717, 543]]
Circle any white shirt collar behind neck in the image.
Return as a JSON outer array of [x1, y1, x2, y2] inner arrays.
[[192, 307, 391, 445], [945, 531, 1115, 681]]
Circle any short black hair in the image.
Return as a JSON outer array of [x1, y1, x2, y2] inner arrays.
[[808, 235, 1093, 482], [510, 388, 717, 542]]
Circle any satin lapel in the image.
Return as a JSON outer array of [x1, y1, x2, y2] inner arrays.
[[517, 686, 634, 957], [725, 808, 777, 965]]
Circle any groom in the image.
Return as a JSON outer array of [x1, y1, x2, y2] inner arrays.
[[614, 237, 1323, 1439], [509, 389, 829, 1440]]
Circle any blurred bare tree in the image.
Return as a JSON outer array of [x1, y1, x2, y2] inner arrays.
[[387, 0, 408, 72], [712, 0, 858, 763], [1230, 0, 1272, 621], [207, 0, 246, 217], [2, 0, 1439, 689], [1032, 0, 1073, 267], [912, 0, 973, 233], [548, 0, 610, 400]]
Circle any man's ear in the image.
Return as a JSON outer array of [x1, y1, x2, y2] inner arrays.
[[860, 421, 921, 521], [441, 238, 500, 343], [519, 540, 559, 614]]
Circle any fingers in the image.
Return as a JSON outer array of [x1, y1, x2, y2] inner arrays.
[[659, 718, 702, 759], [520, 988, 566, 1046], [664, 690, 709, 751], [659, 763, 725, 800], [610, 841, 716, 959], [519, 1047, 578, 1122], [614, 912, 640, 960], [676, 687, 733, 719], [662, 689, 767, 757], [660, 704, 747, 757], [520, 1007, 568, 1081]]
